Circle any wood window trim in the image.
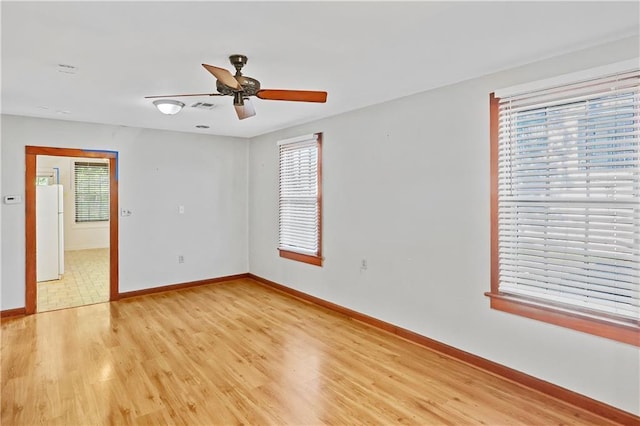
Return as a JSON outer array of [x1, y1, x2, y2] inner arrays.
[[278, 249, 323, 266], [25, 146, 119, 314], [487, 93, 640, 347], [278, 133, 323, 267]]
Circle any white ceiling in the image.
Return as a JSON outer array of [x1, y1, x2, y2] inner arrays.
[[2, 1, 638, 138]]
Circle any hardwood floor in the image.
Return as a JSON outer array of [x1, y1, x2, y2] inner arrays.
[[1, 278, 618, 425]]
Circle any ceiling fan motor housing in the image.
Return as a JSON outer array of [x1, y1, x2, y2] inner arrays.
[[216, 76, 261, 96]]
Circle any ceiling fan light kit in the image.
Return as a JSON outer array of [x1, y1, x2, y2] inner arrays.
[[153, 99, 185, 115], [147, 54, 327, 120]]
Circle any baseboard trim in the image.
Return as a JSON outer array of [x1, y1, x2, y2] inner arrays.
[[247, 273, 638, 425], [1, 307, 27, 318], [118, 273, 250, 300]]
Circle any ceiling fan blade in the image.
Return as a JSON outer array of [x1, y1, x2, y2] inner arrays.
[[234, 99, 256, 120], [202, 64, 241, 90], [144, 93, 223, 99], [256, 89, 327, 103]]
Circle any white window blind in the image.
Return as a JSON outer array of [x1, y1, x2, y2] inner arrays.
[[497, 69, 640, 320], [74, 162, 109, 223], [278, 135, 320, 256]]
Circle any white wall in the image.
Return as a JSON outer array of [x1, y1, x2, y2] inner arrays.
[[1, 116, 249, 307], [37, 155, 110, 251], [248, 37, 640, 415]]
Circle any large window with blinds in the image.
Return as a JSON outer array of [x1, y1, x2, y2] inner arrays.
[[278, 133, 322, 266], [74, 161, 110, 223], [488, 66, 639, 346]]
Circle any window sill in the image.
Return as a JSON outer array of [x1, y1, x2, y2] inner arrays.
[[485, 292, 639, 347], [279, 249, 323, 266], [72, 221, 110, 230]]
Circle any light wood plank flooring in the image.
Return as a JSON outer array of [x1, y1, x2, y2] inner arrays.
[[2, 278, 618, 425]]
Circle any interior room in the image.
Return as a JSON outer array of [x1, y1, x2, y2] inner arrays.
[[36, 155, 110, 312], [1, 1, 638, 425]]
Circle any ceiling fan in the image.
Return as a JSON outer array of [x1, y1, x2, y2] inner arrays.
[[145, 54, 328, 120]]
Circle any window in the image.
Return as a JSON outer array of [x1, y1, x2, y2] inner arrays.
[[74, 161, 109, 223], [278, 133, 322, 266], [488, 66, 639, 346], [36, 176, 51, 185]]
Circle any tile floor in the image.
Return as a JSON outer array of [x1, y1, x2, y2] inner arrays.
[[37, 248, 109, 312]]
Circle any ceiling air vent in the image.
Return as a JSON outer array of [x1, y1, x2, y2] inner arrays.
[[191, 102, 217, 110], [57, 64, 78, 74]]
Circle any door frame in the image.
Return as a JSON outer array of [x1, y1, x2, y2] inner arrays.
[[25, 146, 119, 314]]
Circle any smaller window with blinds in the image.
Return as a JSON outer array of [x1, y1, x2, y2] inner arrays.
[[74, 161, 110, 223], [488, 63, 639, 346], [278, 133, 322, 266]]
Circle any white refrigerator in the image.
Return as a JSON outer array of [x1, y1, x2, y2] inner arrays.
[[36, 184, 65, 282]]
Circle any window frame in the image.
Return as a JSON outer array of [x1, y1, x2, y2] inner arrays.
[[487, 92, 639, 347], [74, 161, 110, 224], [277, 133, 323, 266]]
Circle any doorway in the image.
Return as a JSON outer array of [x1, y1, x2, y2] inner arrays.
[[25, 146, 119, 314], [36, 155, 110, 311]]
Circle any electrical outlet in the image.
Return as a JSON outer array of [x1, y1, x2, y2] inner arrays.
[[178, 255, 184, 264], [360, 259, 368, 270]]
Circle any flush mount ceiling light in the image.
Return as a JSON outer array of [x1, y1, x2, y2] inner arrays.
[[152, 99, 185, 115]]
